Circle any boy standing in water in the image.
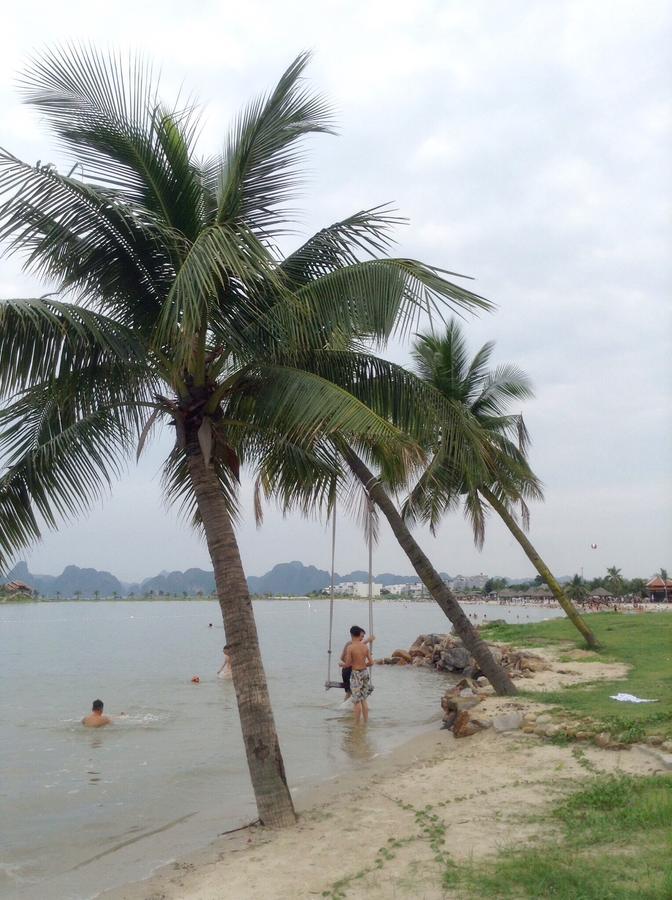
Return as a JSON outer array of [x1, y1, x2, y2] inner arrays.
[[343, 626, 374, 724], [340, 627, 375, 702]]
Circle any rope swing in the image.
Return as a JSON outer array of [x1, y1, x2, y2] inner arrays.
[[324, 499, 375, 690]]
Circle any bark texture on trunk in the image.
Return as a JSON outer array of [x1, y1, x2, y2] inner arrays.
[[480, 486, 599, 649], [343, 448, 517, 696], [187, 451, 296, 828]]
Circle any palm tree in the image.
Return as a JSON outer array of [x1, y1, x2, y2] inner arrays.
[[566, 574, 588, 603], [606, 566, 624, 597], [0, 48, 494, 823], [338, 445, 518, 694], [403, 322, 598, 649]]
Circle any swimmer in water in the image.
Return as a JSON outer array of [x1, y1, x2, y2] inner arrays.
[[82, 699, 112, 728], [217, 645, 233, 679]]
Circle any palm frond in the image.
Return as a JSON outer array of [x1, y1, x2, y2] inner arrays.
[[0, 396, 135, 571], [0, 297, 148, 399], [278, 259, 492, 350], [226, 363, 419, 451], [160, 443, 240, 530], [280, 205, 401, 283], [20, 45, 205, 236], [152, 224, 280, 369], [0, 151, 171, 325], [471, 364, 534, 418], [215, 52, 334, 234]]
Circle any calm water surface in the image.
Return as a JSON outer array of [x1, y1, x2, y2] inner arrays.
[[0, 599, 555, 899]]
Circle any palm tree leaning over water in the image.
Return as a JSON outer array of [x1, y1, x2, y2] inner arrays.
[[0, 48, 510, 824], [403, 322, 598, 649]]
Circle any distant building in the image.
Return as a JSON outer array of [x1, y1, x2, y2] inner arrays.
[[1, 580, 35, 597], [646, 577, 671, 602], [386, 582, 425, 596], [325, 581, 383, 598]]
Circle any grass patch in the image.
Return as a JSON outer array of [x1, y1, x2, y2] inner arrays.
[[452, 774, 672, 899], [481, 612, 672, 741]]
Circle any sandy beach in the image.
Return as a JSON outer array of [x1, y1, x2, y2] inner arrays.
[[101, 646, 669, 900]]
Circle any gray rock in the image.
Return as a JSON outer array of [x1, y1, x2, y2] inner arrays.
[[492, 712, 524, 733], [440, 646, 472, 671]]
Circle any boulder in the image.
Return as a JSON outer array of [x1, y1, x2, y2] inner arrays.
[[453, 710, 485, 738], [518, 653, 549, 673], [445, 677, 478, 697], [441, 695, 482, 715], [442, 710, 457, 730], [521, 725, 537, 734], [412, 656, 430, 666], [476, 676, 489, 688], [544, 725, 562, 738], [492, 711, 524, 733], [392, 649, 413, 663], [439, 646, 472, 671], [594, 732, 611, 749]]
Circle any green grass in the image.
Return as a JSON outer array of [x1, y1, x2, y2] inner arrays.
[[451, 774, 672, 899], [481, 612, 672, 741]]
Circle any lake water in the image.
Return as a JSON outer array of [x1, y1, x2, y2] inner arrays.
[[0, 599, 555, 899]]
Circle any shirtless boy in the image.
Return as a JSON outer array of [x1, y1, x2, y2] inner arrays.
[[343, 626, 374, 723], [340, 628, 375, 702], [82, 699, 112, 728]]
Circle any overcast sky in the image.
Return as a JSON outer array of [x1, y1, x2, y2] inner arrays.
[[1, 0, 670, 582]]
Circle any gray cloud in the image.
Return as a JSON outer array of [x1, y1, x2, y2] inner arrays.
[[1, 0, 670, 582]]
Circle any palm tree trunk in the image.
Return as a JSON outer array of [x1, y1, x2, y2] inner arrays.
[[480, 486, 599, 649], [187, 451, 296, 828], [342, 447, 517, 696]]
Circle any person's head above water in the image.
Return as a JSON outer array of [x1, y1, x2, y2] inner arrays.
[[92, 699, 104, 713], [350, 625, 365, 639]]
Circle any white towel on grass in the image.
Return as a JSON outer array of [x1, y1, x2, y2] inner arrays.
[[610, 692, 658, 703]]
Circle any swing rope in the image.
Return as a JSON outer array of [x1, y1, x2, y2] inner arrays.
[[326, 505, 337, 687], [324, 498, 375, 689], [367, 497, 374, 683]]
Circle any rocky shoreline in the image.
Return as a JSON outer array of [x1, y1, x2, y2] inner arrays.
[[377, 631, 672, 754]]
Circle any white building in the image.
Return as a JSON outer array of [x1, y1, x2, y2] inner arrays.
[[336, 581, 383, 598], [386, 582, 425, 596]]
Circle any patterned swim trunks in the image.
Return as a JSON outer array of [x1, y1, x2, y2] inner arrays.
[[350, 668, 374, 703]]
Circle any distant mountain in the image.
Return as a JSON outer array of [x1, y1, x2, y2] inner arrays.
[[248, 561, 330, 595], [7, 561, 123, 597], [139, 568, 216, 596], [7, 559, 555, 599]]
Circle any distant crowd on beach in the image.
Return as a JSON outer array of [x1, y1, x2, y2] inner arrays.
[[474, 595, 670, 613]]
